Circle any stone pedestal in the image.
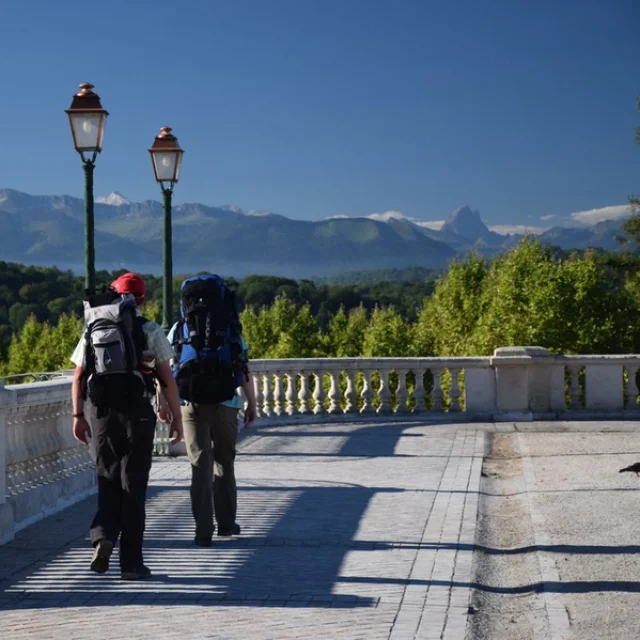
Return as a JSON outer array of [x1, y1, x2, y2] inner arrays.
[[490, 347, 564, 420]]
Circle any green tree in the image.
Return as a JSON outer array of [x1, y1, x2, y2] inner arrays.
[[141, 300, 162, 325], [46, 313, 83, 371], [362, 306, 410, 357], [5, 315, 51, 375], [466, 241, 640, 355], [239, 306, 266, 358], [471, 240, 566, 354], [323, 306, 349, 356], [240, 296, 298, 359], [272, 304, 320, 358], [417, 252, 488, 356], [563, 252, 638, 353]]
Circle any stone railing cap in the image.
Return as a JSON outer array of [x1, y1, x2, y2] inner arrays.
[[493, 347, 550, 357], [0, 384, 17, 409], [490, 346, 553, 365]]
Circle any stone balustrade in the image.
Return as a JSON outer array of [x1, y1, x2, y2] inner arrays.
[[2, 347, 640, 543], [0, 377, 94, 544], [247, 356, 493, 418]]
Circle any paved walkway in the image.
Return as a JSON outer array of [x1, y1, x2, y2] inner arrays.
[[3, 420, 640, 639], [0, 421, 484, 640]]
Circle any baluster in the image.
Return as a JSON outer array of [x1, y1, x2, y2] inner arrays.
[[360, 370, 374, 414], [568, 364, 581, 409], [6, 464, 16, 496], [344, 371, 356, 414], [155, 420, 168, 456], [272, 373, 284, 416], [327, 371, 340, 414], [254, 373, 264, 417], [313, 372, 325, 415], [432, 368, 444, 412], [285, 373, 297, 416], [413, 368, 426, 414], [449, 368, 461, 412], [395, 369, 410, 414], [625, 365, 639, 410], [377, 369, 392, 415], [298, 373, 310, 414], [262, 374, 272, 417]]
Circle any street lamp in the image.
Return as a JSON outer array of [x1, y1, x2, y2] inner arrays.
[[66, 82, 108, 295], [149, 127, 184, 332]]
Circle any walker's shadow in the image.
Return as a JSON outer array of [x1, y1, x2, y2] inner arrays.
[[0, 423, 418, 611]]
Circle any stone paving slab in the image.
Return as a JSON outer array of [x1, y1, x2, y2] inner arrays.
[[518, 431, 640, 640], [0, 420, 486, 640]]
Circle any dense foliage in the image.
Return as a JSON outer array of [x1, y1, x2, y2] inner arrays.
[[0, 261, 434, 375], [2, 239, 639, 379]]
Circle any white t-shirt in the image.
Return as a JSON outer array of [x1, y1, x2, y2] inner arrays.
[[70, 319, 173, 368]]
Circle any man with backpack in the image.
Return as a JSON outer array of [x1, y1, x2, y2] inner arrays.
[[168, 274, 257, 546], [70, 272, 183, 580]]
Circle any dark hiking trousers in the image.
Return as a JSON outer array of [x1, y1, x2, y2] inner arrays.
[[182, 403, 239, 540], [87, 398, 156, 571]]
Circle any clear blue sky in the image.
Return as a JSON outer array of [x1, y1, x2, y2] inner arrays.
[[1, 0, 639, 226]]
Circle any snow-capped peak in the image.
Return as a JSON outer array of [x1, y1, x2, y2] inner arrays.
[[221, 204, 246, 214], [367, 210, 445, 229], [367, 210, 411, 223], [247, 209, 271, 217], [96, 191, 130, 206]]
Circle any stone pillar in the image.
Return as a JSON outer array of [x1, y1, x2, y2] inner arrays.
[[490, 346, 564, 420], [0, 382, 16, 544]]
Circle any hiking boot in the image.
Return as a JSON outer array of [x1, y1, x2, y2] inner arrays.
[[217, 523, 241, 537], [121, 565, 152, 581], [194, 536, 213, 547], [90, 539, 113, 574]]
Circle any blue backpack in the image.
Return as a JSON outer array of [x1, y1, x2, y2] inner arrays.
[[172, 275, 246, 404]]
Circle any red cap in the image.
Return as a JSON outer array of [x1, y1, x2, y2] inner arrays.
[[111, 272, 146, 303]]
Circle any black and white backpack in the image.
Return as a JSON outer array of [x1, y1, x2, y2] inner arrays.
[[83, 290, 152, 412]]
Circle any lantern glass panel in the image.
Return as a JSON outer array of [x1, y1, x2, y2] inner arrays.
[[152, 151, 180, 182], [69, 113, 105, 151]]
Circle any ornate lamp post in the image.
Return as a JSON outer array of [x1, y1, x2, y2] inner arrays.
[[65, 82, 108, 294], [149, 127, 184, 332]]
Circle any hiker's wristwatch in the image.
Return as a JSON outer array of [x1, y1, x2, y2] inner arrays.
[[72, 412, 84, 418]]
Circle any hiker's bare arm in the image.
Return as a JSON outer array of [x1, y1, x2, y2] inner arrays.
[[71, 367, 90, 444], [155, 360, 183, 443], [72, 367, 84, 416], [156, 386, 171, 422], [241, 371, 257, 427]]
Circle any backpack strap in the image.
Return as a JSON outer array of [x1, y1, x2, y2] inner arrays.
[[80, 325, 94, 399], [133, 316, 158, 394]]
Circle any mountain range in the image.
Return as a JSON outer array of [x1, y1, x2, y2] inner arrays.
[[0, 189, 633, 278]]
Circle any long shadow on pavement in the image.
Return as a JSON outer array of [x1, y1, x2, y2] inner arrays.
[[0, 422, 419, 611]]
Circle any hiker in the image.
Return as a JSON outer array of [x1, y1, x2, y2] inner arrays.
[[70, 272, 183, 580], [168, 274, 257, 546]]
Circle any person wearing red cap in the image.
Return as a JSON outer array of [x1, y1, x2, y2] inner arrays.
[[111, 272, 147, 304], [70, 272, 183, 580]]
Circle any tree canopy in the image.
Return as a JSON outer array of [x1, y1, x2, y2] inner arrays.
[[2, 240, 640, 379]]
